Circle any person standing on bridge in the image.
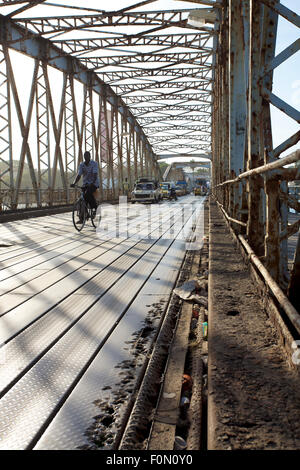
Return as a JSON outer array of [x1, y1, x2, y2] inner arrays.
[[71, 151, 99, 217]]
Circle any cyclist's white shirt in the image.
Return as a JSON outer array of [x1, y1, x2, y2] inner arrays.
[[78, 160, 99, 187]]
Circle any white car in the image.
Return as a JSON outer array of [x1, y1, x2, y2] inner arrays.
[[131, 182, 161, 203]]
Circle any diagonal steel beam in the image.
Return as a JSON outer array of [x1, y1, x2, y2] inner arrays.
[[53, 32, 214, 53]]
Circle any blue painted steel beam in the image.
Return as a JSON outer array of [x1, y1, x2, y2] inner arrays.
[[229, 0, 248, 176]]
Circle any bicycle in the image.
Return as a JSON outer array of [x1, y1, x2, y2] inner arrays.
[[71, 185, 100, 231]]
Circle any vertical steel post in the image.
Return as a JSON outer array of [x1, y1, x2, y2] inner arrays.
[[0, 44, 13, 209], [279, 180, 289, 289], [115, 110, 124, 195], [64, 76, 76, 204], [229, 0, 248, 226], [133, 128, 138, 181], [247, 0, 265, 256], [264, 150, 280, 281], [109, 104, 115, 198], [6, 54, 39, 209], [85, 83, 94, 159]]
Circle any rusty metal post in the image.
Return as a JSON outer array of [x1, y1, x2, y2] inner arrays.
[[42, 64, 68, 201], [114, 109, 124, 195], [0, 44, 13, 209], [99, 95, 108, 200], [63, 75, 77, 204], [85, 83, 94, 160], [90, 92, 102, 201], [220, 3, 229, 182], [104, 100, 114, 198], [264, 152, 280, 281], [138, 135, 143, 177], [247, 0, 265, 257], [132, 128, 138, 182], [279, 180, 289, 289], [229, 0, 248, 226], [6, 54, 40, 209]]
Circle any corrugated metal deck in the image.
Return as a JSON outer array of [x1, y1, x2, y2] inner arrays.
[[0, 196, 205, 450]]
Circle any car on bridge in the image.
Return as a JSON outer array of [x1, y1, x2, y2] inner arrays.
[[131, 178, 162, 204], [159, 181, 176, 198], [175, 184, 186, 196], [194, 185, 207, 196]]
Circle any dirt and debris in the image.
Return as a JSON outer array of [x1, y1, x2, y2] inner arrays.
[[78, 198, 300, 451], [78, 300, 165, 450], [209, 200, 300, 450]]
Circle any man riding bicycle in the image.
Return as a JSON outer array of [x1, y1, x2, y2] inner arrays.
[[71, 151, 99, 221]]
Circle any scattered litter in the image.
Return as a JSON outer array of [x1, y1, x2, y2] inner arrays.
[[202, 321, 208, 339], [173, 279, 208, 307], [192, 306, 200, 318], [173, 280, 199, 299], [190, 295, 208, 307], [174, 436, 187, 450], [180, 396, 190, 408], [163, 392, 176, 399], [182, 374, 193, 392]]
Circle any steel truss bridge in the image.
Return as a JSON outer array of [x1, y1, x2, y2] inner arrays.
[[0, 1, 299, 316]]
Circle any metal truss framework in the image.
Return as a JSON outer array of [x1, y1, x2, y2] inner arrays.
[[0, 0, 299, 312], [212, 0, 300, 314], [0, 0, 216, 210]]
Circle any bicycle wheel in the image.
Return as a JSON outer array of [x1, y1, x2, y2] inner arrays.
[[91, 205, 101, 228], [72, 198, 87, 231]]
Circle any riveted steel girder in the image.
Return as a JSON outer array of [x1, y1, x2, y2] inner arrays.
[[12, 9, 214, 36], [98, 67, 212, 82], [212, 0, 300, 308], [52, 31, 213, 53]]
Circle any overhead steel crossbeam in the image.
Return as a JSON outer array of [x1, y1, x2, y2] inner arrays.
[[146, 124, 211, 133], [78, 51, 212, 70], [97, 67, 212, 82], [0, 0, 217, 203], [11, 9, 215, 36], [125, 93, 212, 104], [52, 32, 213, 53], [134, 105, 212, 117], [111, 80, 212, 93], [149, 135, 211, 144], [139, 114, 211, 124]]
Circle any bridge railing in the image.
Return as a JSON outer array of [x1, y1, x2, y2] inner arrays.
[[211, 0, 300, 318], [213, 149, 300, 326], [0, 187, 118, 211]]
